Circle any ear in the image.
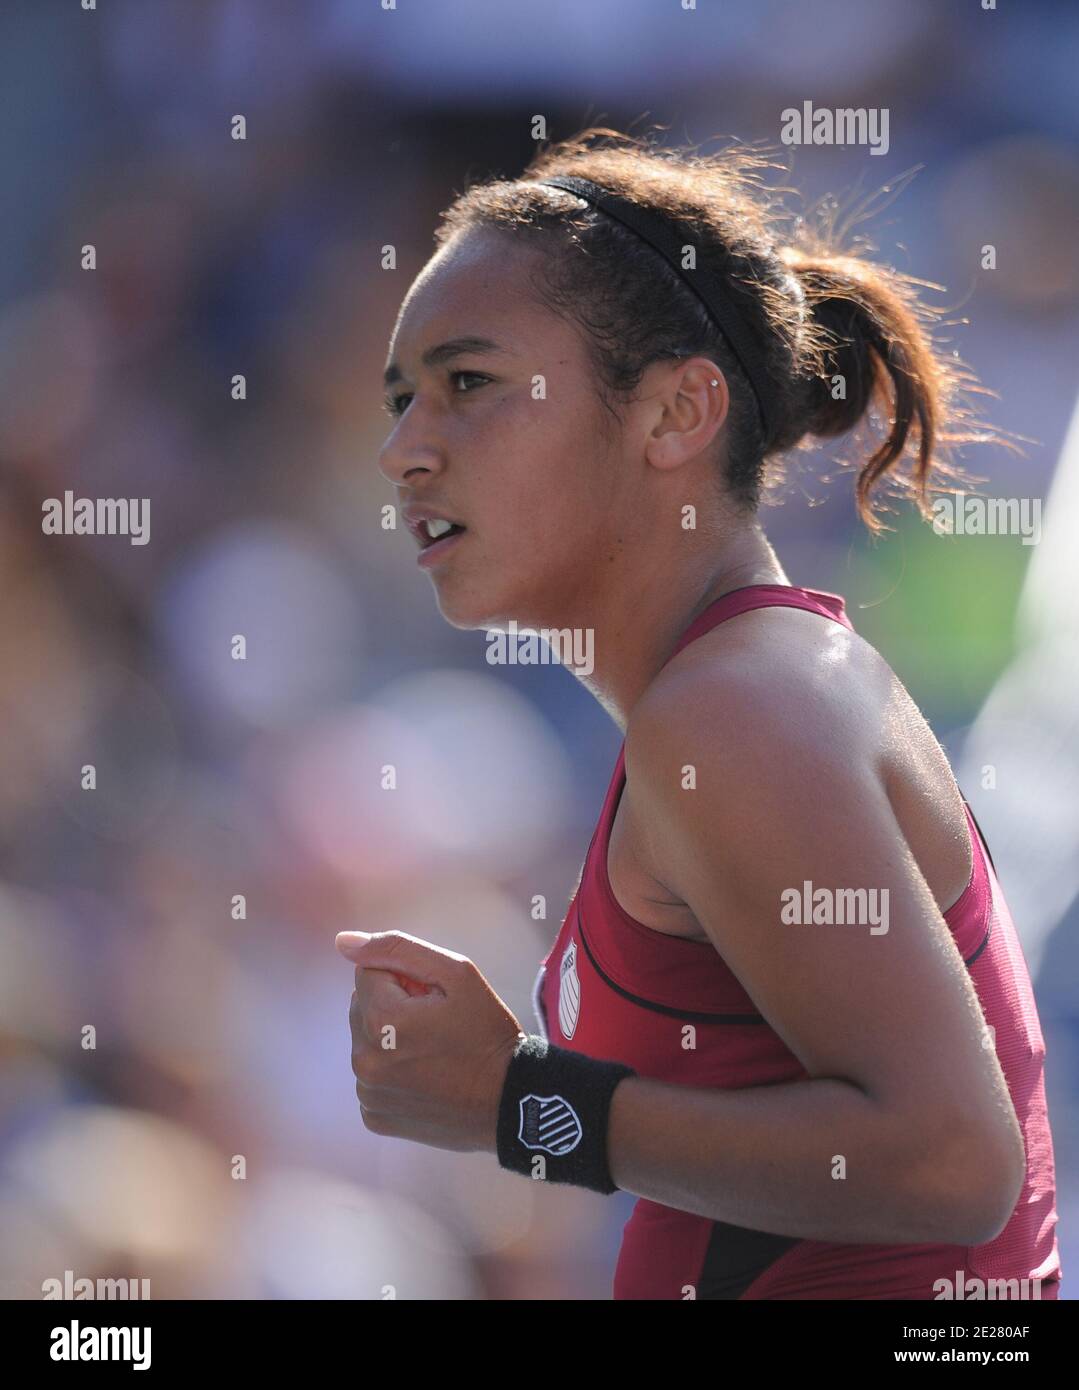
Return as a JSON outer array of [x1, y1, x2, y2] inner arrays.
[[644, 358, 729, 473]]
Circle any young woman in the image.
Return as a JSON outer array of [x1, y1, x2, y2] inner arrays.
[[336, 129, 1060, 1300]]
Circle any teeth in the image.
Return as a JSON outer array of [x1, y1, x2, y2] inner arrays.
[[425, 518, 455, 540]]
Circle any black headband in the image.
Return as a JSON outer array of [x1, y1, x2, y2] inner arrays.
[[535, 174, 777, 447]]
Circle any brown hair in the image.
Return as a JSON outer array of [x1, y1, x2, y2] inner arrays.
[[434, 126, 1004, 532]]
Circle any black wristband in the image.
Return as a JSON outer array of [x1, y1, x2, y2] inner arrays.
[[496, 1034, 636, 1193]]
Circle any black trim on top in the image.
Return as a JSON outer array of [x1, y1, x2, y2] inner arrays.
[[696, 1219, 801, 1300], [958, 794, 996, 967], [575, 903, 766, 1026], [964, 924, 992, 968], [962, 796, 998, 876]]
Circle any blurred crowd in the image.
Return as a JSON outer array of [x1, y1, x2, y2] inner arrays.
[[1, 0, 1076, 1299]]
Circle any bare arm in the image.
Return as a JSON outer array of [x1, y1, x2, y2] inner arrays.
[[602, 651, 1025, 1247]]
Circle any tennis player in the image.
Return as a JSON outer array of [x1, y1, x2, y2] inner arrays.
[[337, 129, 1060, 1300]]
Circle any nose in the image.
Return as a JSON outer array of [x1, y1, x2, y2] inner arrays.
[[377, 404, 446, 488]]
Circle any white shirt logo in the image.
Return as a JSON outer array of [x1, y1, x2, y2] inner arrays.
[[558, 939, 581, 1039]]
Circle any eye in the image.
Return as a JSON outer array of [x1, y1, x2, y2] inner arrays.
[[450, 370, 491, 394], [382, 371, 491, 420], [383, 392, 412, 419]]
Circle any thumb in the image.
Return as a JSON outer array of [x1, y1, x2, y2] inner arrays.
[[335, 931, 371, 961], [336, 932, 436, 994], [335, 929, 463, 991]]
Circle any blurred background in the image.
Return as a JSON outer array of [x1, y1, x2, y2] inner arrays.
[[1, 0, 1076, 1299]]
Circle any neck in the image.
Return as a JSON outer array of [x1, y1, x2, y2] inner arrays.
[[568, 522, 789, 733]]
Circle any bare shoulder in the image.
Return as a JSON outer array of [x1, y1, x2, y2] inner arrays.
[[627, 603, 896, 784], [623, 600, 971, 914]]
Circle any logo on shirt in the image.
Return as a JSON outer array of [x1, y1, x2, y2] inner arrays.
[[518, 1093, 583, 1155], [558, 939, 580, 1038]]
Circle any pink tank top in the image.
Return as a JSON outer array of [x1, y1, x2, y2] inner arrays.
[[533, 584, 1061, 1299]]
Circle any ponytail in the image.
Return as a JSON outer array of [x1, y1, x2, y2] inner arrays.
[[780, 249, 959, 532]]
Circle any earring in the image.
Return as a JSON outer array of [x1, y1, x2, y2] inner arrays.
[[709, 378, 719, 387]]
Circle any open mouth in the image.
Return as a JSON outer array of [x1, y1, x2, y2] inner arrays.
[[416, 520, 468, 567], [420, 519, 467, 548]]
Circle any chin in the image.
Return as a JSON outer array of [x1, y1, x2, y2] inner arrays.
[[431, 585, 501, 632], [431, 578, 530, 634]]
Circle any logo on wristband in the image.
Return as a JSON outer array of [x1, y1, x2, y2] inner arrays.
[[518, 1093, 583, 1155]]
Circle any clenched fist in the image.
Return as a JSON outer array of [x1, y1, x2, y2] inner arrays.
[[336, 929, 526, 1154]]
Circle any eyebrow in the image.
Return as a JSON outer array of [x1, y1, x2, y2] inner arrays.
[[383, 336, 506, 387]]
